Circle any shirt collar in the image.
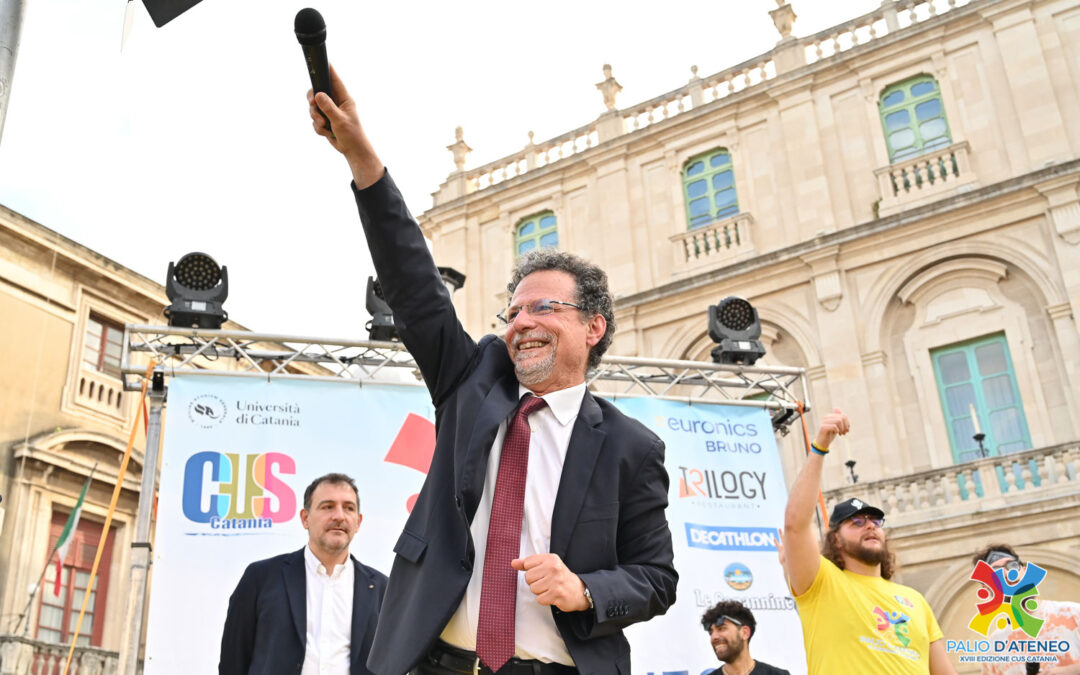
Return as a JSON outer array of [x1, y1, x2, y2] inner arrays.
[[518, 382, 586, 427], [304, 544, 350, 579]]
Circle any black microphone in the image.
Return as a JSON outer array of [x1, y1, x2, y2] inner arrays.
[[294, 8, 331, 130]]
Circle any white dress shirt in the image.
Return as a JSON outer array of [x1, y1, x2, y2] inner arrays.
[[301, 545, 354, 675], [441, 382, 587, 665]]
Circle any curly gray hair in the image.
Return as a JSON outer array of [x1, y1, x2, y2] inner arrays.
[[507, 249, 615, 371]]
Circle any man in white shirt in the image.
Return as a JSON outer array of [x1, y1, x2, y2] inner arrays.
[[219, 473, 388, 675], [306, 66, 677, 675]]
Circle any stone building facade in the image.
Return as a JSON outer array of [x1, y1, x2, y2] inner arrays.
[[416, 0, 1080, 669], [0, 206, 324, 672]]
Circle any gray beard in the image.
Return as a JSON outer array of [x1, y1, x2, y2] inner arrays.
[[515, 350, 555, 386]]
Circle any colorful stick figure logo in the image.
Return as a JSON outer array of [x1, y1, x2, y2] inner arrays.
[[873, 606, 912, 647], [968, 560, 1047, 638]]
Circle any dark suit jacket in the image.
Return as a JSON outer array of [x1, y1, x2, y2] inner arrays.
[[219, 548, 388, 675], [354, 171, 678, 675]]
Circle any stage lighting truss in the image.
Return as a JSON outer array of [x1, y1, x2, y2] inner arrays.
[[121, 325, 810, 431]]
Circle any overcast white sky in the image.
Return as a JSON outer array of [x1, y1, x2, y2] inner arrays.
[[0, 0, 878, 339]]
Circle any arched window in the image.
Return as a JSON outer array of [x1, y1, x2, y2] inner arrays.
[[514, 212, 557, 255], [879, 75, 952, 162], [682, 149, 738, 229]]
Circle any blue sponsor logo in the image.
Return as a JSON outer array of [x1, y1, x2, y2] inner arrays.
[[685, 524, 779, 551]]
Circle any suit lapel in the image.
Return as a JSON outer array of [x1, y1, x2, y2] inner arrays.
[[459, 372, 519, 520], [350, 558, 372, 666], [283, 548, 306, 646], [549, 392, 606, 557]]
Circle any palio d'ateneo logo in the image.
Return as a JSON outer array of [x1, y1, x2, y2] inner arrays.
[[945, 561, 1073, 666], [188, 394, 227, 428], [182, 452, 296, 531], [968, 560, 1046, 637]]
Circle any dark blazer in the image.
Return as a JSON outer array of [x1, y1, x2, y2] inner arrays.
[[354, 171, 678, 675], [219, 548, 388, 675]]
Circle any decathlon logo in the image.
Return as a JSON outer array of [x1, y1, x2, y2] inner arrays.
[[685, 524, 779, 551], [188, 394, 227, 429]]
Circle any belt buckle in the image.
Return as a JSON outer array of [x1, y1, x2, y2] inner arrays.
[[472, 656, 481, 675]]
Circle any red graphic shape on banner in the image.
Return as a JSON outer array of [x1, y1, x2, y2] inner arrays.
[[679, 478, 690, 498], [384, 413, 436, 513]]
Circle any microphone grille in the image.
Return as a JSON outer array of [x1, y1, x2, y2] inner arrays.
[[294, 8, 326, 43]]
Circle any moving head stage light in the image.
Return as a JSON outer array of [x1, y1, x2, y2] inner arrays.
[[707, 296, 766, 366], [164, 252, 228, 329], [366, 277, 397, 342]]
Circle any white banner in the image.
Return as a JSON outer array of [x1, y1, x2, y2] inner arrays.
[[612, 398, 806, 675], [144, 376, 804, 674]]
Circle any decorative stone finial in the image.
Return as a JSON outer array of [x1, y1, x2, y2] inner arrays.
[[595, 64, 623, 112], [770, 1, 797, 40], [446, 126, 472, 172], [689, 65, 700, 82], [527, 130, 535, 145]]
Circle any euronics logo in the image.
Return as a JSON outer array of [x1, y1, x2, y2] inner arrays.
[[685, 523, 779, 551]]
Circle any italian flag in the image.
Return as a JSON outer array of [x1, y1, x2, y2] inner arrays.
[[54, 477, 91, 596]]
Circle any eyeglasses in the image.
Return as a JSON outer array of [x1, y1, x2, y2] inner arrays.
[[497, 299, 583, 325], [984, 550, 1023, 574], [710, 615, 744, 630], [847, 515, 885, 529]]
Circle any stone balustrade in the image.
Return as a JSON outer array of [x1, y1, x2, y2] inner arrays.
[[0, 635, 138, 675], [874, 141, 976, 216], [670, 213, 756, 273], [74, 368, 127, 421], [823, 442, 1080, 526], [801, 0, 970, 65], [432, 0, 976, 207]]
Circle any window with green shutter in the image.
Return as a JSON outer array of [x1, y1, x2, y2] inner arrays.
[[931, 333, 1031, 464], [682, 149, 738, 229], [879, 76, 952, 163], [515, 212, 557, 256]]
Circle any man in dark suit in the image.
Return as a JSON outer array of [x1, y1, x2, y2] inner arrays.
[[306, 66, 677, 675], [219, 473, 388, 675]]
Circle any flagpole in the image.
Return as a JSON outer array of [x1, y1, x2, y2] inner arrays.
[[10, 464, 98, 636]]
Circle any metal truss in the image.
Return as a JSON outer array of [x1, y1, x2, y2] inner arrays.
[[122, 325, 810, 430]]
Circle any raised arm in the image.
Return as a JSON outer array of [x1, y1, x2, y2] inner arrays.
[[307, 65, 478, 404], [307, 63, 384, 189], [782, 408, 849, 595]]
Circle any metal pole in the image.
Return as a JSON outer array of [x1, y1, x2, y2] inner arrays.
[[119, 368, 166, 675], [0, 0, 27, 145]]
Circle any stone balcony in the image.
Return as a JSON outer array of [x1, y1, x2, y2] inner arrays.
[[874, 141, 978, 217], [669, 214, 757, 276], [824, 441, 1080, 527], [0, 635, 140, 675]]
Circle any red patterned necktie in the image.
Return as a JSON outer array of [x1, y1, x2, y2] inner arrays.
[[476, 394, 547, 672]]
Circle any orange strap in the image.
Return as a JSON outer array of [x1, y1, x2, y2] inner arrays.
[[63, 362, 155, 675], [797, 401, 829, 525]]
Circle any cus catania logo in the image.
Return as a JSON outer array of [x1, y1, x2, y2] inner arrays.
[[188, 394, 227, 428], [182, 452, 296, 531]]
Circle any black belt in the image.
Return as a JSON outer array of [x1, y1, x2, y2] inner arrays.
[[427, 641, 577, 675]]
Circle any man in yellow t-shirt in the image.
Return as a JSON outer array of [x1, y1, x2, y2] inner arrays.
[[781, 408, 956, 675]]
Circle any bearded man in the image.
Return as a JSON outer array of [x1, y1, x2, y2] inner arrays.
[[781, 409, 956, 675], [699, 600, 789, 675]]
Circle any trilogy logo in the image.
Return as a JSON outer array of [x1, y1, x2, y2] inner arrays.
[[182, 452, 297, 530], [685, 523, 779, 551], [969, 560, 1047, 638], [188, 394, 227, 429], [678, 467, 767, 501]]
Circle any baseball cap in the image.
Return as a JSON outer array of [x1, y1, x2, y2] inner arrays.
[[829, 497, 885, 527]]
